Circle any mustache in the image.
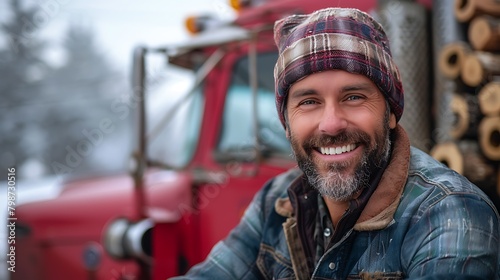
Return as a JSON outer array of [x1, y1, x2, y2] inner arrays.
[[304, 129, 371, 148]]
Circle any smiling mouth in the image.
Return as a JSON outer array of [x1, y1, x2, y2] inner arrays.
[[319, 144, 357, 155]]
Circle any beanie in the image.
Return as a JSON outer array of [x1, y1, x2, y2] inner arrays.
[[273, 7, 404, 127]]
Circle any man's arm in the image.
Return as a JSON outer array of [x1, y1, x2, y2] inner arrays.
[[403, 193, 500, 279]]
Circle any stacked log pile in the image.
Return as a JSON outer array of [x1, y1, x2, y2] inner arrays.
[[431, 0, 500, 207]]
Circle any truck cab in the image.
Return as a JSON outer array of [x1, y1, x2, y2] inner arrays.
[[13, 1, 378, 279]]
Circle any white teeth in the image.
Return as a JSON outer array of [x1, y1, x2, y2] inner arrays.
[[320, 144, 356, 155]]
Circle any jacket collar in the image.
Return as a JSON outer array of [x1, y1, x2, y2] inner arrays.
[[353, 124, 410, 230]]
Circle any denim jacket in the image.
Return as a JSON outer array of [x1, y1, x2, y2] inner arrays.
[[173, 126, 500, 279]]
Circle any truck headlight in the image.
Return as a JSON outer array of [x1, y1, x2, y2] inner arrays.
[[103, 218, 153, 264]]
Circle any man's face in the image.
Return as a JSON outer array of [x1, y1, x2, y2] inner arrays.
[[286, 70, 397, 201]]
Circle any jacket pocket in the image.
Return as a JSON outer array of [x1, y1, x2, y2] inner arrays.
[[256, 243, 295, 280]]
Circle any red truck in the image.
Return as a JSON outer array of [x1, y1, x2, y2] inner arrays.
[[11, 1, 431, 279]]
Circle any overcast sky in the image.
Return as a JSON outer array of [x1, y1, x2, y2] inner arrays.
[[0, 0, 236, 69]]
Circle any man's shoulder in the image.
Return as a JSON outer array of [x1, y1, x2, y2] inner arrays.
[[406, 147, 495, 208], [253, 168, 302, 217]]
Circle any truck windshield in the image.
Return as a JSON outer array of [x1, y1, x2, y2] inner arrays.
[[217, 52, 291, 160], [146, 66, 204, 168]]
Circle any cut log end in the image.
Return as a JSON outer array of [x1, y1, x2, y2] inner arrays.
[[439, 43, 468, 79], [479, 116, 500, 160], [455, 0, 500, 22], [469, 17, 493, 50], [479, 82, 500, 115], [462, 55, 484, 87], [430, 142, 464, 174], [450, 93, 470, 139], [455, 0, 475, 22]]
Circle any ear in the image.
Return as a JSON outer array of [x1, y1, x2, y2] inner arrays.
[[389, 113, 397, 129], [285, 127, 290, 139]]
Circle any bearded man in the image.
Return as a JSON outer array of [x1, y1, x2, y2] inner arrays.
[[172, 7, 500, 279]]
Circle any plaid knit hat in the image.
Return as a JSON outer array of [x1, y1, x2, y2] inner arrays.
[[274, 8, 404, 127]]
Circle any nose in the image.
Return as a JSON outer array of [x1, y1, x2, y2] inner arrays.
[[318, 105, 348, 135]]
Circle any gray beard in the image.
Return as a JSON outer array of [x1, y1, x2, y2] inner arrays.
[[299, 151, 371, 201], [289, 113, 392, 202], [297, 136, 390, 201]]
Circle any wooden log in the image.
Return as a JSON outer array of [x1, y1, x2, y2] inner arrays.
[[461, 52, 500, 87], [497, 166, 500, 197], [457, 140, 496, 185], [479, 116, 500, 160], [455, 0, 500, 22], [469, 15, 500, 52], [438, 42, 471, 80], [430, 141, 495, 185], [478, 82, 500, 116], [430, 142, 464, 174], [450, 92, 482, 139]]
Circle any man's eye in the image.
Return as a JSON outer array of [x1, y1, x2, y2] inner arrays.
[[346, 95, 362, 101], [299, 100, 317, 105]]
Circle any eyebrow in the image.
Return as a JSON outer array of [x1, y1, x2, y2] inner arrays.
[[340, 82, 376, 93], [289, 89, 317, 99], [289, 82, 377, 99]]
